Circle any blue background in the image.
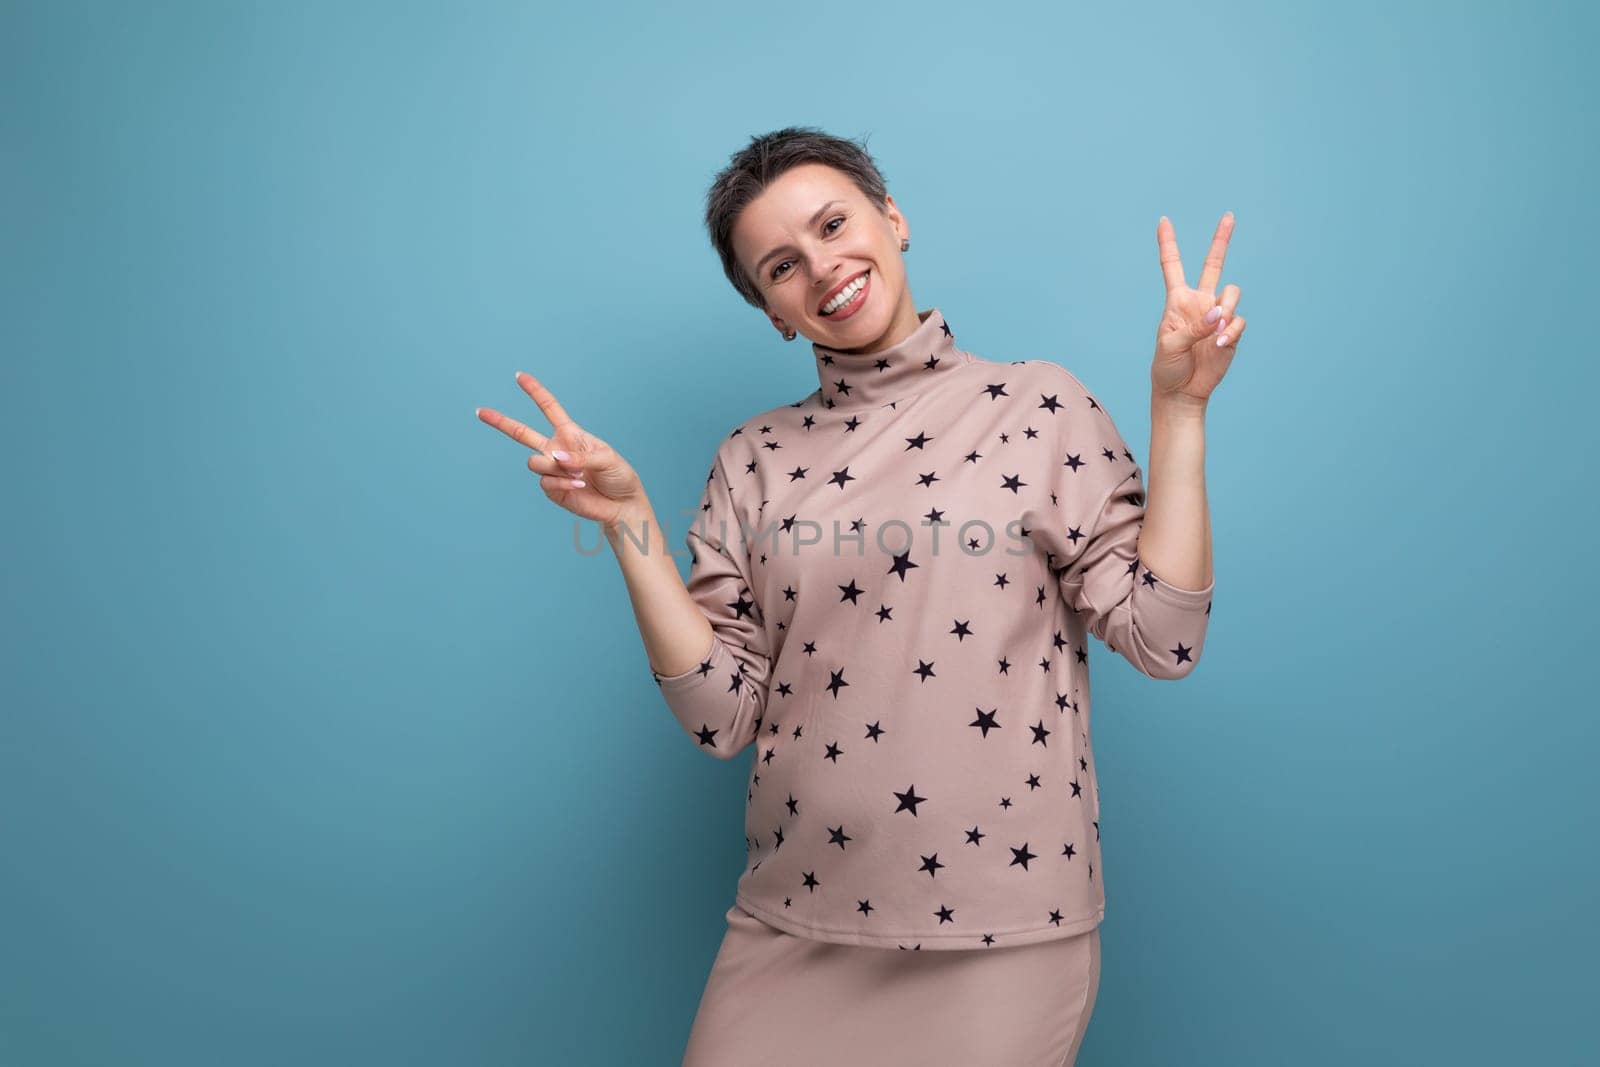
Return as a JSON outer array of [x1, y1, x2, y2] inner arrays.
[[3, 1, 1594, 1063]]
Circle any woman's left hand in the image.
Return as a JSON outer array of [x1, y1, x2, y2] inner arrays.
[[1150, 212, 1246, 409]]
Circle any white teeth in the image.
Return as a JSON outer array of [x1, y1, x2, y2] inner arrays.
[[821, 272, 867, 314]]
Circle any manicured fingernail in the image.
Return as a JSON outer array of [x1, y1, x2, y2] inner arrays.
[[551, 449, 568, 461], [1205, 306, 1221, 323], [1216, 333, 1228, 346], [570, 478, 585, 488]]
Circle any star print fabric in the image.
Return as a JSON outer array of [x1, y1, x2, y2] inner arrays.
[[651, 308, 1214, 950]]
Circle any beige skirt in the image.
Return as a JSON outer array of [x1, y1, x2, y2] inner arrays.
[[682, 902, 1102, 1066]]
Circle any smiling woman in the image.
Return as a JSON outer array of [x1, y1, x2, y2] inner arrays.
[[478, 125, 1222, 1066], [704, 128, 921, 353], [656, 126, 1197, 1065]]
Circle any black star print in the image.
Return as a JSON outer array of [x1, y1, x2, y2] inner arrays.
[[893, 785, 926, 816], [970, 707, 1000, 737], [664, 330, 1220, 946], [887, 551, 919, 581]]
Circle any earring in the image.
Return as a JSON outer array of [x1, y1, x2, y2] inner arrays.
[[901, 237, 910, 251], [783, 329, 796, 341]]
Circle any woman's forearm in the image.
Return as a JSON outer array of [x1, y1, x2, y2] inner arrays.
[[1137, 400, 1212, 591], [603, 497, 716, 678]]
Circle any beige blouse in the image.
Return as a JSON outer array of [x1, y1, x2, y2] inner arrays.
[[652, 307, 1215, 950]]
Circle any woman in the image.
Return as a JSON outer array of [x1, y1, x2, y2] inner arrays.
[[476, 127, 1244, 1066]]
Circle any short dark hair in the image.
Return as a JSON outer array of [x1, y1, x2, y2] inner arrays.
[[703, 126, 891, 311]]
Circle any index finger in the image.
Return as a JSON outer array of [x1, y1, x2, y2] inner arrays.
[[475, 406, 551, 453], [1195, 212, 1234, 296], [1157, 216, 1187, 293], [515, 370, 578, 431]]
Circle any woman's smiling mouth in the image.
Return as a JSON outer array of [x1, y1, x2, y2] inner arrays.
[[818, 269, 870, 319]]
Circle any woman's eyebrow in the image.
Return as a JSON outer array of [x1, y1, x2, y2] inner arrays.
[[756, 200, 845, 273]]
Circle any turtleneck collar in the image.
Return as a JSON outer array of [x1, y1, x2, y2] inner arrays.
[[809, 307, 968, 411]]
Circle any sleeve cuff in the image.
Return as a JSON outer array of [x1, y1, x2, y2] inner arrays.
[[1138, 565, 1215, 612], [650, 631, 723, 689]]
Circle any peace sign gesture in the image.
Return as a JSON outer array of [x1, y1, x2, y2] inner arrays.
[[1150, 212, 1247, 409], [475, 371, 645, 529]]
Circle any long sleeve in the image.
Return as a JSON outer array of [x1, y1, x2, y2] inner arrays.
[[650, 443, 774, 759], [1026, 366, 1215, 680]]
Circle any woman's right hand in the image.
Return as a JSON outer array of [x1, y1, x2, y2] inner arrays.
[[476, 370, 645, 529]]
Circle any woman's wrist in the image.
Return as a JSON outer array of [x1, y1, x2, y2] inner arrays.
[[603, 496, 663, 552]]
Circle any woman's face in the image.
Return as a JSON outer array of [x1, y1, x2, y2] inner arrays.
[[731, 162, 918, 354]]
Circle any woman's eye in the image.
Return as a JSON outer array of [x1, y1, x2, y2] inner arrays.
[[771, 217, 847, 280]]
